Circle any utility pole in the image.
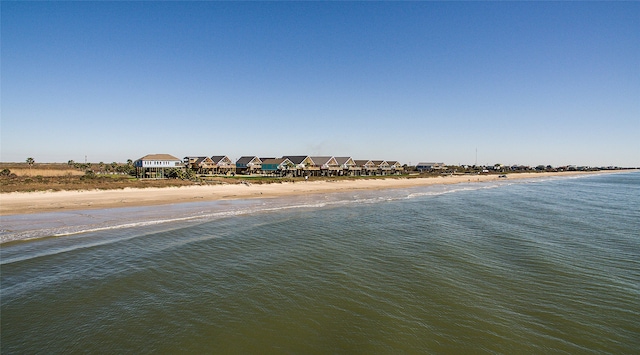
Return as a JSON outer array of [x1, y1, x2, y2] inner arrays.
[[475, 148, 477, 166]]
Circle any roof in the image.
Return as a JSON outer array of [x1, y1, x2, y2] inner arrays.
[[334, 157, 355, 165], [138, 154, 181, 161], [196, 157, 214, 165], [309, 156, 336, 166], [282, 156, 310, 165], [261, 158, 288, 165], [211, 156, 232, 164], [354, 160, 373, 167], [236, 156, 261, 165]]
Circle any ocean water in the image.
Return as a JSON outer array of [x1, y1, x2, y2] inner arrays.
[[1, 172, 639, 354]]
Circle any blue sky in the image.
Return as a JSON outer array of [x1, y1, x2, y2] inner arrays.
[[2, 2, 638, 167]]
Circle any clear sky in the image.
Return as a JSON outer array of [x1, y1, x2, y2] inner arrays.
[[2, 1, 638, 167]]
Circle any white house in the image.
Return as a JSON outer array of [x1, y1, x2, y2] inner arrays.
[[134, 154, 183, 178]]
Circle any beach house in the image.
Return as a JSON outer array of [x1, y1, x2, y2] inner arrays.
[[386, 161, 404, 175], [260, 158, 294, 176], [134, 154, 183, 178], [210, 156, 235, 175], [354, 160, 377, 176], [335, 157, 360, 176], [184, 156, 216, 174], [310, 156, 340, 176], [371, 160, 391, 175], [235, 156, 262, 175], [282, 156, 315, 176]]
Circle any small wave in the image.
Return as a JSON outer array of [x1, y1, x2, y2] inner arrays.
[[406, 184, 501, 199]]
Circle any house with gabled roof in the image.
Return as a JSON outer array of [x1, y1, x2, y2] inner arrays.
[[282, 156, 315, 176], [211, 156, 235, 175], [235, 156, 262, 175], [134, 154, 183, 178], [184, 156, 216, 174], [261, 158, 294, 176], [371, 160, 391, 175], [354, 160, 377, 176], [310, 156, 340, 176], [335, 157, 360, 176], [386, 161, 404, 175]]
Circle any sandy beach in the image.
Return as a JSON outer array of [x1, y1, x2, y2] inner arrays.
[[0, 171, 623, 216]]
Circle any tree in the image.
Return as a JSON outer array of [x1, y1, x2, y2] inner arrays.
[[68, 160, 75, 166], [26, 157, 34, 175]]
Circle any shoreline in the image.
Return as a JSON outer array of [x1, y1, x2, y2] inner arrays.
[[0, 171, 628, 216]]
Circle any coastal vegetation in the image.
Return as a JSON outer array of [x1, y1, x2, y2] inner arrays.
[[0, 162, 422, 193]]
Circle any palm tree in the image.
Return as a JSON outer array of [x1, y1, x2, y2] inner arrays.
[[26, 157, 34, 175]]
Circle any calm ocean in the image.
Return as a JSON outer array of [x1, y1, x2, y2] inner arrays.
[[1, 172, 639, 354]]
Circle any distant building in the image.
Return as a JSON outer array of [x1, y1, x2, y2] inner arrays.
[[386, 161, 404, 175], [335, 157, 360, 176], [354, 160, 377, 176], [416, 162, 446, 172], [184, 156, 215, 174], [134, 154, 183, 178], [310, 156, 340, 176], [235, 156, 262, 174], [261, 158, 294, 176], [210, 156, 235, 175]]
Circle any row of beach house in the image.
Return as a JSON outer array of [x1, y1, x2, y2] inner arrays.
[[133, 154, 445, 178]]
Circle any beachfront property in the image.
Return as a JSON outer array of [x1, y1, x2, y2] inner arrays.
[[416, 162, 446, 172], [149, 153, 418, 178], [134, 154, 183, 178], [335, 157, 361, 176], [235, 156, 262, 175], [260, 158, 295, 176], [310, 156, 341, 176], [210, 156, 235, 175], [184, 156, 216, 174], [354, 160, 377, 176], [387, 161, 404, 174], [372, 160, 390, 175], [282, 156, 315, 176]]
